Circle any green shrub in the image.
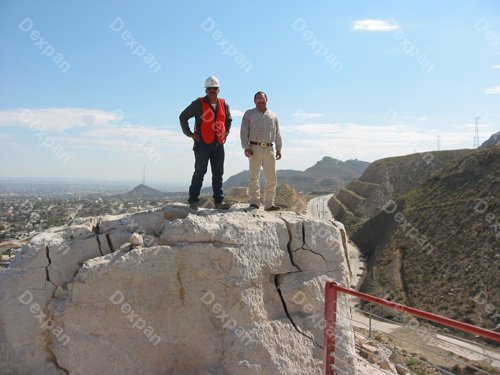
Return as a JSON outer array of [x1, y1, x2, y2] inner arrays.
[[405, 358, 417, 367]]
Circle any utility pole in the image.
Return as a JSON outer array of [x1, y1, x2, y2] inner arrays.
[[473, 116, 480, 148], [142, 166, 146, 185], [437, 135, 441, 151]]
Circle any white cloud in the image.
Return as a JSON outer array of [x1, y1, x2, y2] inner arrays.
[[231, 109, 245, 117], [83, 126, 181, 141], [294, 123, 341, 134], [57, 126, 188, 153], [491, 65, 500, 69], [484, 86, 500, 94], [294, 123, 427, 144], [281, 122, 478, 163], [0, 108, 120, 132], [0, 139, 28, 153], [352, 19, 399, 31], [291, 109, 324, 122]]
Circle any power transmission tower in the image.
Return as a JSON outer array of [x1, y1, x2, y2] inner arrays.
[[437, 135, 441, 151], [473, 116, 480, 148], [142, 166, 146, 185]]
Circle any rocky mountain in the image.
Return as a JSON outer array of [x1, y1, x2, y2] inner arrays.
[[348, 147, 499, 330], [216, 157, 370, 194], [0, 205, 355, 374], [480, 131, 500, 148]]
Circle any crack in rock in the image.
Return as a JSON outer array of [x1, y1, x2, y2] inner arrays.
[[44, 245, 57, 288], [300, 247, 328, 264], [301, 222, 306, 249], [44, 245, 69, 374], [177, 270, 185, 306], [279, 218, 302, 272], [105, 233, 115, 253], [274, 274, 323, 350], [45, 245, 52, 284], [92, 222, 105, 256], [149, 218, 168, 237], [44, 339, 69, 375], [295, 222, 328, 265]]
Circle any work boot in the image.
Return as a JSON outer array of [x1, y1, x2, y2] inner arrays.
[[214, 201, 232, 210], [264, 204, 280, 212], [248, 204, 259, 209], [189, 202, 198, 211]]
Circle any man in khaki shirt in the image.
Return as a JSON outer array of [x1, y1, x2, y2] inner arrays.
[[240, 91, 282, 211]]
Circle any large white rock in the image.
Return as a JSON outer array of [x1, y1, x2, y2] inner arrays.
[[0, 204, 357, 375]]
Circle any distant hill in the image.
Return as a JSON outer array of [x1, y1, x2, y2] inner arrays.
[[304, 157, 365, 180], [480, 131, 500, 148], [112, 184, 167, 199], [209, 157, 370, 194], [344, 159, 371, 175], [347, 147, 499, 330]]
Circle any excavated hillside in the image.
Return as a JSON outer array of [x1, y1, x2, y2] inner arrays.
[[351, 146, 500, 331], [328, 150, 471, 234]]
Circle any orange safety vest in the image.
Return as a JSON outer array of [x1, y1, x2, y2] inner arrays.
[[199, 97, 227, 144]]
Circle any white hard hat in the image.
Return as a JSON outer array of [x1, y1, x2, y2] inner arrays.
[[205, 76, 220, 88]]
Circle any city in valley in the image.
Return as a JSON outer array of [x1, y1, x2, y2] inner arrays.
[[0, 179, 184, 266]]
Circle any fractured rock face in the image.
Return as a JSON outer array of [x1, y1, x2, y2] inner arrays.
[[0, 204, 356, 375]]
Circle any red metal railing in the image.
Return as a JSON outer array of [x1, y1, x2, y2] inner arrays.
[[324, 281, 500, 375]]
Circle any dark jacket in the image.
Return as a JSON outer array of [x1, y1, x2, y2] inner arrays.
[[179, 95, 232, 143]]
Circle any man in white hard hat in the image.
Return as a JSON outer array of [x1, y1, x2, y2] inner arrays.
[[240, 91, 282, 211], [179, 76, 233, 210]]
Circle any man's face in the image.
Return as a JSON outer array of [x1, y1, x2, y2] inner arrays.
[[206, 87, 219, 100], [254, 93, 267, 111]]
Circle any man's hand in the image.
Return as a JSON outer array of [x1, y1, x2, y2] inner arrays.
[[276, 150, 282, 160], [244, 149, 253, 158], [191, 134, 200, 142]]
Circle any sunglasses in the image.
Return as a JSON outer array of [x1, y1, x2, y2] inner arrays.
[[207, 87, 219, 91]]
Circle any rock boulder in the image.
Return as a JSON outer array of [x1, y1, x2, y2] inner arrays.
[[0, 205, 356, 375]]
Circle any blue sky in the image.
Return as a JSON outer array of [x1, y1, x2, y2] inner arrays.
[[0, 0, 499, 185]]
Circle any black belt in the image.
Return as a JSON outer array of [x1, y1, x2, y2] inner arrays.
[[250, 141, 273, 147]]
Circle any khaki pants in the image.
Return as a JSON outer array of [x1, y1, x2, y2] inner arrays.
[[248, 144, 276, 209]]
